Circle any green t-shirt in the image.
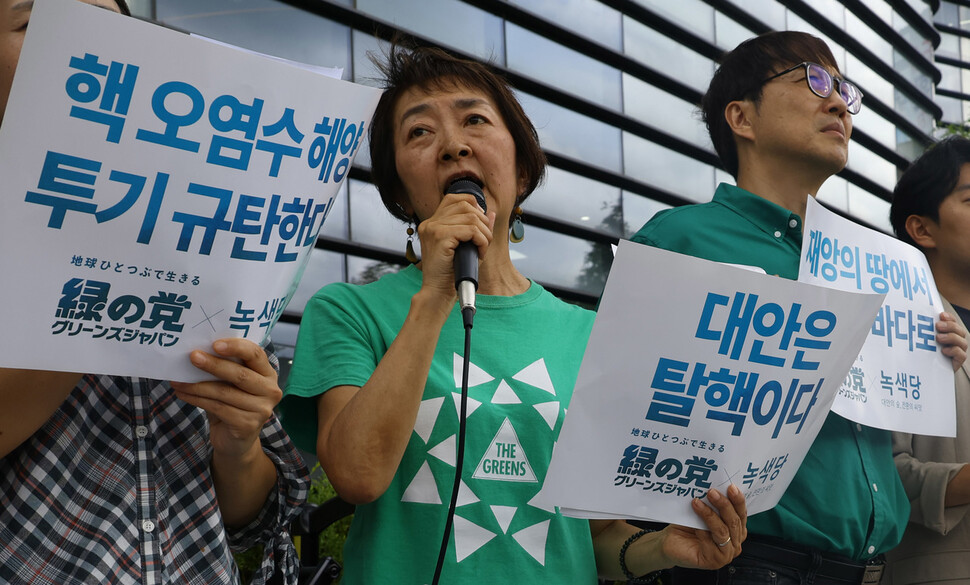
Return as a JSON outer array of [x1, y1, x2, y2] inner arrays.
[[631, 183, 910, 560], [281, 266, 598, 584]]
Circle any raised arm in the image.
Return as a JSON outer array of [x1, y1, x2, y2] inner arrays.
[[170, 338, 283, 528], [316, 288, 453, 503], [315, 193, 493, 504]]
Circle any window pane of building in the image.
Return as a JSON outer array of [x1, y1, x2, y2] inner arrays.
[[938, 33, 959, 60], [847, 142, 897, 191], [726, 0, 786, 30], [847, 183, 891, 233], [715, 11, 756, 52], [817, 175, 848, 213], [508, 0, 622, 51], [937, 2, 960, 29], [893, 12, 933, 61], [286, 249, 346, 314], [938, 62, 962, 93], [846, 54, 894, 108], [962, 68, 970, 97], [528, 167, 623, 236], [511, 226, 611, 295], [846, 11, 892, 63], [622, 192, 671, 237], [155, 0, 352, 74], [853, 108, 896, 151], [812, 0, 847, 29], [623, 133, 715, 203], [506, 23, 622, 111], [623, 17, 715, 93], [786, 14, 847, 70], [351, 31, 384, 88], [960, 36, 970, 62], [894, 52, 933, 98], [937, 94, 963, 125], [518, 92, 623, 172], [356, 0, 505, 63], [893, 90, 934, 133], [631, 0, 715, 42], [859, 0, 892, 23], [623, 73, 710, 150], [348, 180, 409, 252], [896, 128, 924, 162], [961, 6, 970, 32]]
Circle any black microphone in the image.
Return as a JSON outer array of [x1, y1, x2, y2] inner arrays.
[[446, 179, 486, 327]]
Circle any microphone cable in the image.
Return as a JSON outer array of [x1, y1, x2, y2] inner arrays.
[[431, 308, 475, 585], [432, 178, 483, 584]]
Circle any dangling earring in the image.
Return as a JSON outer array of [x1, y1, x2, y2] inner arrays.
[[405, 220, 418, 263], [510, 206, 525, 243]]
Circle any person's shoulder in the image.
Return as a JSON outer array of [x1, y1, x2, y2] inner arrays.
[[631, 201, 719, 245], [532, 284, 595, 323], [310, 266, 417, 305]]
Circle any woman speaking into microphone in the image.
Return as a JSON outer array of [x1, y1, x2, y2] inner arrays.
[[279, 40, 747, 584]]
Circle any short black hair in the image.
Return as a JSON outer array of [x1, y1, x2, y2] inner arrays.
[[368, 39, 545, 222], [891, 136, 970, 248], [114, 0, 131, 16], [702, 31, 839, 179]]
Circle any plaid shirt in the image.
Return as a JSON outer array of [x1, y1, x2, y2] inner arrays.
[[0, 359, 309, 584]]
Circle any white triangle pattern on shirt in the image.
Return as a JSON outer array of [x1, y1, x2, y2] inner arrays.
[[401, 461, 441, 505], [512, 519, 551, 566], [490, 505, 517, 534], [512, 358, 556, 396], [409, 354, 564, 567], [413, 396, 445, 444], [491, 379, 522, 404], [457, 480, 480, 507], [427, 434, 456, 466], [453, 515, 497, 562], [453, 352, 494, 388], [451, 392, 482, 419], [532, 401, 560, 430]]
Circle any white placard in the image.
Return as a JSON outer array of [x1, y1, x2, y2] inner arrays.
[[798, 197, 955, 437], [542, 241, 885, 528], [0, 0, 382, 381]]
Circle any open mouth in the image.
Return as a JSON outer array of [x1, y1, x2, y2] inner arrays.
[[446, 174, 483, 192]]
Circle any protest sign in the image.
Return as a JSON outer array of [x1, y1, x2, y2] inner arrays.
[[542, 241, 884, 527], [798, 197, 955, 437], [0, 0, 381, 381]]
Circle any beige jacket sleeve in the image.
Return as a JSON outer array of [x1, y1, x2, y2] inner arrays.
[[892, 298, 970, 535]]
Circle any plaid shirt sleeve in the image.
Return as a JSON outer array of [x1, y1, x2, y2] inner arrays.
[[227, 342, 311, 585], [0, 342, 309, 585], [228, 412, 310, 585]]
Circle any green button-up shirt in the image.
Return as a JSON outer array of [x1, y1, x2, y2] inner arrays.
[[631, 183, 909, 560]]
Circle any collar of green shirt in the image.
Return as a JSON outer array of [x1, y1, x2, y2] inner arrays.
[[714, 183, 804, 244]]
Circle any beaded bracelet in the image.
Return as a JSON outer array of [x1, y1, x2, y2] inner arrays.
[[619, 528, 663, 585]]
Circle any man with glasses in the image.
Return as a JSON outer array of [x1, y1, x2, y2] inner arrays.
[[631, 31, 967, 584]]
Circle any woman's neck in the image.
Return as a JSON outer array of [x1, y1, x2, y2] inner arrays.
[[476, 239, 530, 296]]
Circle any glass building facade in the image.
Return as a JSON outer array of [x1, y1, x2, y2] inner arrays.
[[127, 0, 952, 375]]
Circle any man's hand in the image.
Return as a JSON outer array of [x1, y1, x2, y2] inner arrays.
[[938, 312, 968, 373], [660, 484, 747, 569]]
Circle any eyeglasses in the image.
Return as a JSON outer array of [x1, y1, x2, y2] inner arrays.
[[761, 62, 863, 115]]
